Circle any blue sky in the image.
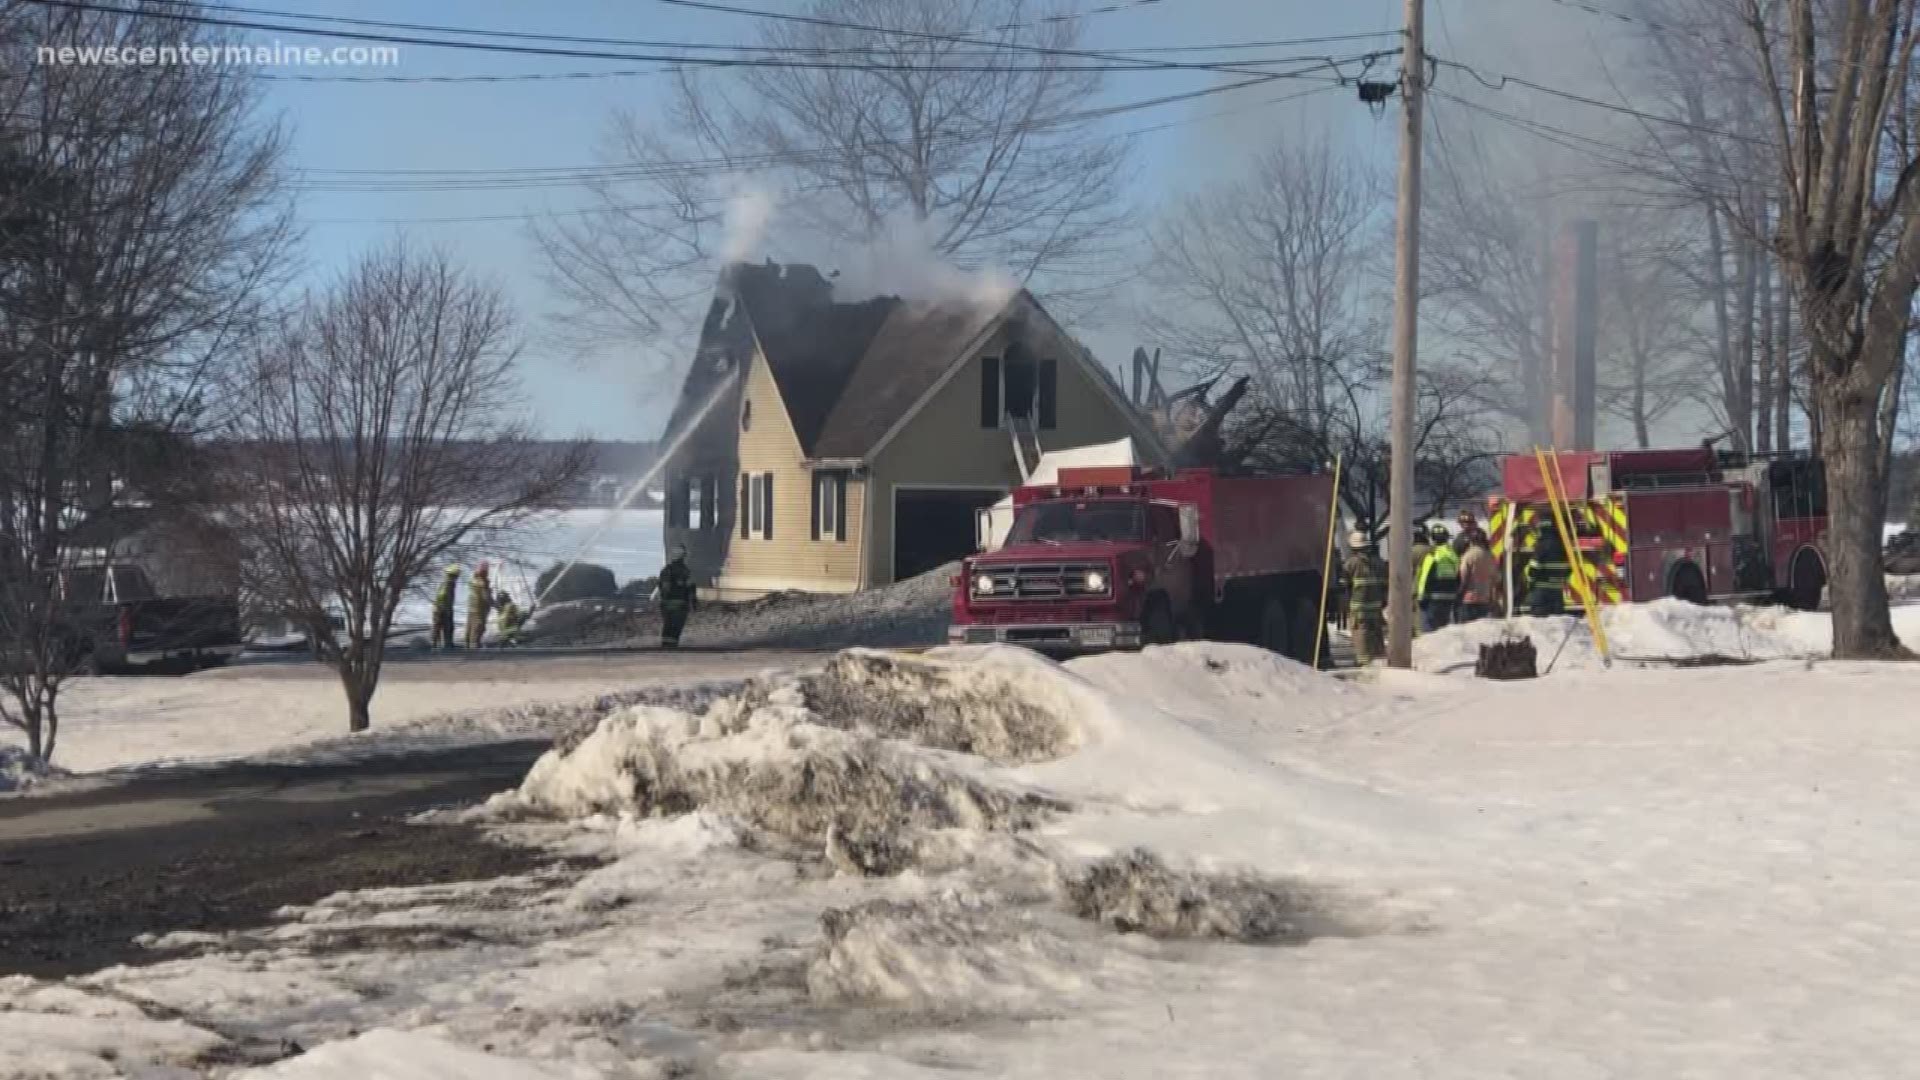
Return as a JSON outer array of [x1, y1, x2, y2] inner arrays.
[[258, 0, 1530, 440]]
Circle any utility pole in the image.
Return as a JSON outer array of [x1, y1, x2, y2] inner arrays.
[[1385, 0, 1425, 669]]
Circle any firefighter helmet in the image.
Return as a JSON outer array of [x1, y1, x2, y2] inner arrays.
[[1427, 523, 1450, 542]]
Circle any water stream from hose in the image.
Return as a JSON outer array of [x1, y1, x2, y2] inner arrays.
[[534, 368, 740, 607]]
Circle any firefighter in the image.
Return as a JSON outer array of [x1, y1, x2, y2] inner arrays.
[[655, 545, 695, 648], [1525, 520, 1572, 617], [1409, 525, 1433, 583], [1456, 508, 1489, 549], [1457, 531, 1495, 623], [465, 561, 492, 648], [495, 589, 524, 646], [1342, 529, 1386, 664], [1416, 523, 1460, 632], [431, 565, 459, 649]]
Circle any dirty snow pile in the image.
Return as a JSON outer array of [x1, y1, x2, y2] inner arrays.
[[1414, 597, 1920, 674], [0, 746, 65, 794]]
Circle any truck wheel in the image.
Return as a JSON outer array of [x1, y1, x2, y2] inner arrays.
[[1257, 597, 1294, 657], [1142, 596, 1178, 646], [1670, 564, 1708, 606], [1786, 551, 1825, 611]]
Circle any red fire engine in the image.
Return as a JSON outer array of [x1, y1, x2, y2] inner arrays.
[[1488, 447, 1830, 612]]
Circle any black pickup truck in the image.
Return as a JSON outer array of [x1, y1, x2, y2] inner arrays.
[[49, 563, 245, 675]]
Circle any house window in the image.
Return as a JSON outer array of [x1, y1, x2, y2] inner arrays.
[[979, 350, 1059, 430], [741, 399, 752, 431], [812, 471, 848, 542], [741, 472, 774, 539]]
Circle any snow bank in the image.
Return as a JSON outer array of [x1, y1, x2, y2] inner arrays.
[[1414, 600, 1835, 674], [238, 1028, 597, 1079], [513, 643, 1421, 884], [807, 896, 1096, 1011], [1066, 642, 1356, 741]]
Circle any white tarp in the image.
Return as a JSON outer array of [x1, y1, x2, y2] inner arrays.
[[977, 437, 1140, 552]]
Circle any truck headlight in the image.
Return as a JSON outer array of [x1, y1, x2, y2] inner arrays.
[[973, 573, 997, 595], [1083, 570, 1107, 592]]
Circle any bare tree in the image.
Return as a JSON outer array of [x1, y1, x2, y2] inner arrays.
[[1222, 364, 1500, 534], [1143, 135, 1385, 425], [216, 247, 590, 733], [1596, 213, 1711, 446], [1142, 130, 1500, 527], [1731, 0, 1920, 657], [1421, 119, 1562, 441], [0, 0, 290, 763], [536, 0, 1131, 369]]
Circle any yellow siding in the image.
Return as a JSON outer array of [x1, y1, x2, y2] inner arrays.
[[866, 334, 1142, 585], [717, 349, 867, 595]]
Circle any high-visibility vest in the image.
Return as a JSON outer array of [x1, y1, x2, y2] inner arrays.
[[1417, 546, 1461, 602]]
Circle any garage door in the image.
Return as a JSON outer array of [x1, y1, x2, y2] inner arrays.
[[893, 487, 1004, 583]]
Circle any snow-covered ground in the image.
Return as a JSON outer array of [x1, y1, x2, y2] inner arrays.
[[10, 624, 1920, 1078], [0, 652, 813, 790], [29, 675, 657, 777], [391, 508, 664, 627]]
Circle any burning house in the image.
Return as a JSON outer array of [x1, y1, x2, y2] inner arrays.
[[656, 261, 1167, 599]]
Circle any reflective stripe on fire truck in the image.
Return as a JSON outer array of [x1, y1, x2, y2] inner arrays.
[[1497, 501, 1627, 606], [1488, 502, 1510, 558]]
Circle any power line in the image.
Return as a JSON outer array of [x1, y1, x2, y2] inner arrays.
[[289, 66, 1371, 192], [21, 0, 1309, 74], [647, 0, 1298, 78], [237, 35, 1404, 85], [1538, 0, 1669, 33], [141, 0, 1351, 63], [1430, 88, 1752, 196], [1428, 55, 1772, 146], [310, 83, 1341, 224]]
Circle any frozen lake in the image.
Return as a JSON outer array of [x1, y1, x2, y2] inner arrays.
[[392, 507, 664, 627]]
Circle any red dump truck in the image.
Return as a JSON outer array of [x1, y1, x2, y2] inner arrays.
[[949, 465, 1334, 661]]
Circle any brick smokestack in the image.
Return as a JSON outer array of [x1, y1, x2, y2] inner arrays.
[[1549, 220, 1599, 449]]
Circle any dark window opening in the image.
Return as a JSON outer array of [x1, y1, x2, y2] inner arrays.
[[1004, 345, 1036, 422], [741, 399, 752, 431], [698, 476, 717, 530], [666, 478, 692, 529]]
